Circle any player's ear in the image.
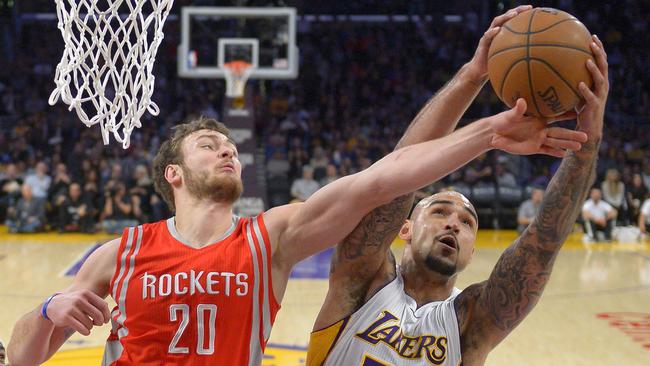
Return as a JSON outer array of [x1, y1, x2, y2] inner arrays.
[[165, 164, 182, 186], [398, 220, 412, 242]]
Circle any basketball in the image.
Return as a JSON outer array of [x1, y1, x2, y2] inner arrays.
[[487, 8, 594, 117]]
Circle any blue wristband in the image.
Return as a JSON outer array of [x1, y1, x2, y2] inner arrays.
[[41, 293, 61, 321]]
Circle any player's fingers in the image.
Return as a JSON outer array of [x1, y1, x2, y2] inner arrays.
[[538, 145, 566, 158], [66, 315, 91, 336], [480, 26, 501, 46], [509, 98, 527, 116], [514, 5, 534, 13], [590, 41, 609, 82], [78, 300, 106, 326], [592, 34, 605, 54], [544, 137, 582, 151], [491, 10, 516, 27], [579, 82, 597, 103], [546, 111, 578, 123], [547, 127, 588, 142], [85, 292, 111, 323], [69, 309, 93, 336], [492, 5, 531, 27], [586, 59, 606, 91]]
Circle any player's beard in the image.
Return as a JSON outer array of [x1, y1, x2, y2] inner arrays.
[[183, 164, 243, 204], [424, 255, 457, 277]]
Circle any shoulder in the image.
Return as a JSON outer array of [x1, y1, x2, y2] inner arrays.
[[264, 203, 303, 232], [261, 203, 303, 248], [642, 199, 650, 212]]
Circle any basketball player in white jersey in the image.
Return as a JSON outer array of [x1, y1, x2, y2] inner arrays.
[[307, 33, 608, 366], [8, 11, 589, 366]]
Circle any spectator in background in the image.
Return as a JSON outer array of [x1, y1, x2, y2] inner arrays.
[[287, 144, 309, 180], [464, 153, 493, 186], [642, 163, 650, 191], [601, 168, 626, 223], [129, 164, 154, 223], [6, 184, 46, 233], [100, 182, 138, 234], [0, 163, 23, 221], [290, 165, 320, 202], [582, 188, 618, 242], [517, 188, 544, 233], [49, 162, 72, 228], [627, 173, 647, 224], [267, 151, 291, 179], [24, 161, 51, 201], [310, 146, 329, 180], [639, 197, 650, 235], [320, 164, 340, 187], [48, 163, 71, 202], [58, 182, 94, 233], [495, 158, 517, 188]]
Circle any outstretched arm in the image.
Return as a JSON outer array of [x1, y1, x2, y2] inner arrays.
[[454, 35, 608, 361], [331, 4, 533, 264], [266, 97, 585, 273]]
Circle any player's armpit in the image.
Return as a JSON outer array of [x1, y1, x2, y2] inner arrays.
[[329, 193, 413, 281]]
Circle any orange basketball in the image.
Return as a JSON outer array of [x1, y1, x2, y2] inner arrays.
[[487, 8, 594, 117]]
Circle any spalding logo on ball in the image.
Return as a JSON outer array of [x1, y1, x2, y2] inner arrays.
[[487, 7, 595, 117]]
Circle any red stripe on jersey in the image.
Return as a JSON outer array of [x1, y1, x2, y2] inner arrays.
[[256, 215, 281, 325]]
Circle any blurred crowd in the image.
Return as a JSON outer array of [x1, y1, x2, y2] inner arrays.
[[1, 1, 649, 236]]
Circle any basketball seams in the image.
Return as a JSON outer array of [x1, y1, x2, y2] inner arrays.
[[530, 57, 583, 100], [489, 44, 592, 61], [526, 9, 543, 116], [502, 17, 577, 35], [498, 59, 526, 101]]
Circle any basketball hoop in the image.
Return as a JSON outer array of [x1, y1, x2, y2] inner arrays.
[[49, 0, 175, 149], [224, 61, 255, 98]]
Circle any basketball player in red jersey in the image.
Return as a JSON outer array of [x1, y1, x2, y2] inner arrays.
[[8, 14, 587, 366]]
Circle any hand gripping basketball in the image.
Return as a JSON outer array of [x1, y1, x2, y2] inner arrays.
[[576, 35, 609, 140], [466, 5, 533, 83], [45, 290, 111, 336], [488, 98, 588, 158]]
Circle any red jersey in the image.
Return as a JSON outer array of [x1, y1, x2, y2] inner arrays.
[[102, 215, 280, 366]]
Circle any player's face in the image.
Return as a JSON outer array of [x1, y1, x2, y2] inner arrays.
[[180, 129, 243, 204], [409, 192, 477, 277]]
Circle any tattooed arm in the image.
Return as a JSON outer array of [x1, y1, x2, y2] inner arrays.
[[312, 6, 534, 330], [455, 35, 609, 362]]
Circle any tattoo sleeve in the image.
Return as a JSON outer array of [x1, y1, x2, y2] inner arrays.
[[331, 193, 413, 276], [457, 138, 600, 348]]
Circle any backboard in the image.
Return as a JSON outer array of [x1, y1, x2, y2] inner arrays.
[[178, 7, 298, 80]]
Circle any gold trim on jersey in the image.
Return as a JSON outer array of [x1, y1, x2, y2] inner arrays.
[[306, 317, 350, 366], [355, 310, 448, 365]]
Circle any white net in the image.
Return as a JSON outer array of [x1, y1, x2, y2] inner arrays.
[[49, 0, 175, 149], [224, 61, 254, 98]]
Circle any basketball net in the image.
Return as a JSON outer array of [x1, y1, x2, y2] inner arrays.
[[224, 61, 254, 99], [49, 0, 175, 149]]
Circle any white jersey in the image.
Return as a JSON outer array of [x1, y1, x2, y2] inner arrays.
[[307, 270, 462, 366]]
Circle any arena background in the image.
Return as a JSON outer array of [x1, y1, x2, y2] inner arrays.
[[0, 1, 649, 365]]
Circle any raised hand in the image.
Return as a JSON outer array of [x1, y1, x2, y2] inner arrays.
[[465, 5, 533, 83], [489, 98, 587, 158], [45, 290, 111, 336], [577, 35, 609, 140]]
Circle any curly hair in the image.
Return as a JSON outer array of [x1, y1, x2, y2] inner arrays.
[[152, 117, 232, 211]]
